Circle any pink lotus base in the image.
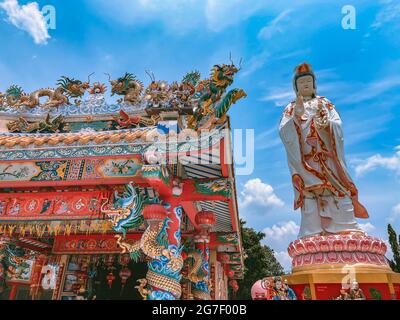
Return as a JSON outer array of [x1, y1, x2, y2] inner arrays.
[[287, 233, 389, 269]]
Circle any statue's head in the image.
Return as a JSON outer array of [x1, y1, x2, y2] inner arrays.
[[293, 62, 316, 98], [274, 276, 283, 290], [352, 281, 359, 290]]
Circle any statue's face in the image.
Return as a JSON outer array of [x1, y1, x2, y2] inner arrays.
[[296, 75, 314, 97]]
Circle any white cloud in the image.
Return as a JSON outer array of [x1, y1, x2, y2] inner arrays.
[[261, 88, 294, 107], [254, 128, 282, 151], [359, 222, 376, 234], [263, 220, 299, 242], [354, 146, 400, 176], [90, 0, 341, 34], [274, 250, 292, 272], [239, 50, 271, 77], [205, 0, 266, 32], [262, 221, 300, 258], [0, 0, 50, 44], [240, 178, 284, 209], [388, 203, 400, 223], [371, 0, 400, 30], [339, 76, 400, 105], [87, 0, 204, 33], [258, 9, 292, 40]]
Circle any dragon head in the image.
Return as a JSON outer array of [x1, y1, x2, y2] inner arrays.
[[5, 85, 24, 99], [108, 73, 143, 96], [211, 63, 240, 89], [57, 76, 90, 98], [102, 183, 144, 235]]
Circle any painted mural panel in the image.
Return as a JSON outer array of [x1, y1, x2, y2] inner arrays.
[[0, 156, 142, 183], [0, 190, 110, 221]]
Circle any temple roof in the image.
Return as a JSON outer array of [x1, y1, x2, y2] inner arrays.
[[0, 127, 155, 148]]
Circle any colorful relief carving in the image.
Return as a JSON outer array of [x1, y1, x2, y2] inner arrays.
[[0, 220, 114, 238], [194, 179, 231, 198], [101, 159, 141, 177], [216, 232, 239, 245], [52, 234, 141, 254], [288, 234, 389, 269], [217, 252, 242, 264], [113, 110, 161, 128], [0, 157, 142, 182], [116, 205, 184, 300], [7, 114, 68, 134], [187, 247, 211, 300], [101, 183, 144, 236], [141, 165, 170, 185], [0, 239, 35, 283], [0, 190, 108, 221]]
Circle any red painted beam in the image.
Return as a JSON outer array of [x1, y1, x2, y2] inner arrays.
[[180, 201, 200, 231], [220, 138, 229, 178]]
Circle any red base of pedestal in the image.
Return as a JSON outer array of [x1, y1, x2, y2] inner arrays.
[[290, 282, 395, 300], [284, 234, 400, 300]]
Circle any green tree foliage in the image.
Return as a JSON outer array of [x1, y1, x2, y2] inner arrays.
[[234, 219, 284, 299], [388, 224, 400, 272]]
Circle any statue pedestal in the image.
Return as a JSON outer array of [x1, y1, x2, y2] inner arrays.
[[283, 233, 400, 300]]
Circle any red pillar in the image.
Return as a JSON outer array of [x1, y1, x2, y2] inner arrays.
[[9, 285, 18, 300]]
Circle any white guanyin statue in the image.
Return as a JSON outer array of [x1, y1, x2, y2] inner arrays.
[[279, 62, 369, 238]]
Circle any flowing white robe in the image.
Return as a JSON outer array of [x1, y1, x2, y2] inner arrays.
[[279, 96, 368, 238]]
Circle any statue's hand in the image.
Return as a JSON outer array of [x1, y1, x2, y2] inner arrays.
[[294, 95, 305, 118], [315, 100, 328, 129]]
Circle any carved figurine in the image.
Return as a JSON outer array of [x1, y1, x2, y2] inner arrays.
[[349, 281, 366, 300], [335, 288, 351, 300]]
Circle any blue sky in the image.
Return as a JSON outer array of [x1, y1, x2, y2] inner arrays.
[[0, 0, 399, 271]]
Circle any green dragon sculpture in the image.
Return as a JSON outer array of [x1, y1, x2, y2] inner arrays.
[[7, 114, 67, 133], [108, 72, 144, 104], [188, 62, 247, 129], [114, 205, 184, 300], [169, 71, 200, 109], [5, 76, 90, 109]]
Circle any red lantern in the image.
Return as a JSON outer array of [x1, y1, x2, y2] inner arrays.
[[181, 251, 188, 260], [195, 211, 216, 229], [143, 204, 167, 222], [229, 279, 239, 292], [227, 270, 235, 278], [106, 272, 115, 288]]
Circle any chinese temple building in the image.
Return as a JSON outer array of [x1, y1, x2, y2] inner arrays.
[[0, 63, 246, 300]]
